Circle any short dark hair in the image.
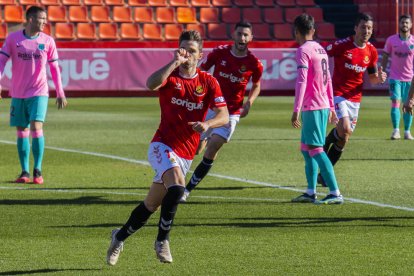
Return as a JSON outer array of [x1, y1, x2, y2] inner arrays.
[[179, 30, 203, 51], [354, 13, 373, 27], [234, 22, 252, 30], [399, 14, 412, 22], [26, 6, 46, 20], [294, 13, 315, 36]]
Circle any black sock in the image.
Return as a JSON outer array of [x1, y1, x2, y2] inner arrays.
[[185, 157, 214, 192], [327, 142, 344, 166], [324, 128, 339, 152], [116, 202, 153, 241], [157, 185, 185, 241]]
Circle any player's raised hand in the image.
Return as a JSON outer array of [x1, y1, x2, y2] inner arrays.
[[56, 97, 68, 110], [291, 112, 301, 128], [174, 48, 189, 65], [378, 66, 387, 84], [188, 121, 209, 133]]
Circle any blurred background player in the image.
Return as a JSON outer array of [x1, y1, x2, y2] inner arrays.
[[106, 30, 228, 265], [318, 13, 387, 186], [381, 14, 414, 140], [290, 14, 342, 204], [0, 6, 67, 185], [180, 22, 263, 202]]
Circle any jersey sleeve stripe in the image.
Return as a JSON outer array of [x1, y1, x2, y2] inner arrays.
[[297, 65, 308, 69], [0, 51, 10, 58], [48, 58, 58, 63]]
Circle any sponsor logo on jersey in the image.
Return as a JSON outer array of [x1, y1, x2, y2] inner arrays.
[[214, 96, 225, 103], [171, 97, 203, 111], [194, 85, 205, 97], [344, 62, 366, 73], [218, 71, 245, 83], [220, 60, 226, 66], [327, 44, 333, 50], [395, 51, 412, 58], [175, 82, 182, 90], [363, 56, 370, 64], [238, 65, 247, 73], [17, 52, 41, 61]]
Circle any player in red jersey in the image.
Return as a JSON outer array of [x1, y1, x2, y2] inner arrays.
[[106, 30, 228, 265], [181, 22, 263, 202], [318, 13, 387, 185]]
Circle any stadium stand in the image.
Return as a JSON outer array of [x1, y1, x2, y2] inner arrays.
[[134, 7, 154, 23], [4, 5, 24, 23], [142, 23, 163, 40], [98, 22, 119, 39], [200, 7, 220, 23], [0, 23, 8, 39], [76, 22, 97, 39], [120, 22, 142, 39], [55, 22, 76, 39], [68, 5, 89, 22], [164, 23, 184, 39]]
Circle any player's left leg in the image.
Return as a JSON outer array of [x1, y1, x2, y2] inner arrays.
[[389, 80, 402, 139], [28, 96, 48, 184], [401, 81, 413, 140]]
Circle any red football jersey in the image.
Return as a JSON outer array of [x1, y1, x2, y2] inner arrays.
[[326, 36, 378, 103], [151, 68, 226, 159], [200, 45, 263, 115]]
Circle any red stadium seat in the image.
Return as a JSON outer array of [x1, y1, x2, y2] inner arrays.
[[200, 7, 219, 23], [120, 23, 142, 40], [255, 0, 274, 7], [164, 24, 184, 40], [128, 0, 148, 5], [69, 5, 89, 22], [55, 22, 76, 40], [142, 23, 163, 40], [113, 6, 133, 23], [252, 23, 271, 40], [84, 0, 103, 5], [316, 22, 336, 40], [104, 0, 124, 5], [177, 7, 197, 23], [91, 6, 111, 23], [0, 23, 8, 40], [275, 0, 295, 7], [273, 23, 294, 40], [263, 8, 283, 24], [156, 7, 175, 23], [77, 22, 97, 40], [191, 0, 210, 7], [42, 23, 52, 36], [4, 5, 25, 23], [134, 7, 154, 23], [99, 23, 119, 40], [170, 0, 189, 6], [47, 6, 67, 22], [242, 8, 262, 23], [40, 0, 60, 5], [234, 0, 253, 7], [296, 0, 315, 6], [148, 0, 167, 6], [0, 0, 15, 4], [211, 0, 231, 7], [284, 7, 303, 23], [305, 7, 324, 23], [186, 23, 206, 39], [208, 23, 228, 40], [221, 8, 241, 24], [20, 0, 39, 5], [62, 0, 81, 5]]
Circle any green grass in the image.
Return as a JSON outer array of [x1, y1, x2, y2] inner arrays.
[[0, 97, 413, 275]]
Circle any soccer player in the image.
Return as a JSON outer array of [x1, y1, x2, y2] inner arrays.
[[180, 22, 263, 202], [290, 14, 343, 204], [319, 13, 387, 186], [381, 14, 414, 140], [0, 6, 67, 184], [106, 30, 228, 265]]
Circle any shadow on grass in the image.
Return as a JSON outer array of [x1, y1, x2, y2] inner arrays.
[[344, 158, 414, 161], [0, 197, 143, 205], [0, 268, 100, 275]]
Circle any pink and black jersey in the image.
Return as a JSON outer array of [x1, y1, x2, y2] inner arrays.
[[151, 68, 226, 160], [326, 36, 378, 103], [200, 45, 263, 115], [294, 41, 333, 112], [0, 30, 61, 99]]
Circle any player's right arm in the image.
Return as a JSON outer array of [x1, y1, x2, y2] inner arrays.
[[0, 36, 12, 98], [146, 48, 189, 91]]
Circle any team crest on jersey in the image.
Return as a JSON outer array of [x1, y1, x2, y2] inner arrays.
[[194, 86, 205, 97], [38, 44, 45, 51], [238, 65, 247, 73], [175, 82, 182, 90], [327, 44, 333, 50], [220, 60, 226, 66], [363, 56, 370, 64], [410, 44, 414, 50]]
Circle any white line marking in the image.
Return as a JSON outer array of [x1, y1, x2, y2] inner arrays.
[[1, 139, 413, 212]]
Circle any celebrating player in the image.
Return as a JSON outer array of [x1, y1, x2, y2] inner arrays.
[[0, 6, 67, 184], [106, 30, 228, 265], [318, 13, 387, 186], [180, 22, 263, 202], [381, 14, 414, 140], [290, 14, 343, 204]]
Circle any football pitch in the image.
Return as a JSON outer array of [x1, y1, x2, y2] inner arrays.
[[0, 97, 413, 275]]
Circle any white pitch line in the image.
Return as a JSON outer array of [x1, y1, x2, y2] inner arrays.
[[1, 139, 413, 212]]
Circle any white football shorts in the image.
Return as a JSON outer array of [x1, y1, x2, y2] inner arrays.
[[334, 96, 360, 132], [148, 142, 192, 184], [200, 108, 240, 142]]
